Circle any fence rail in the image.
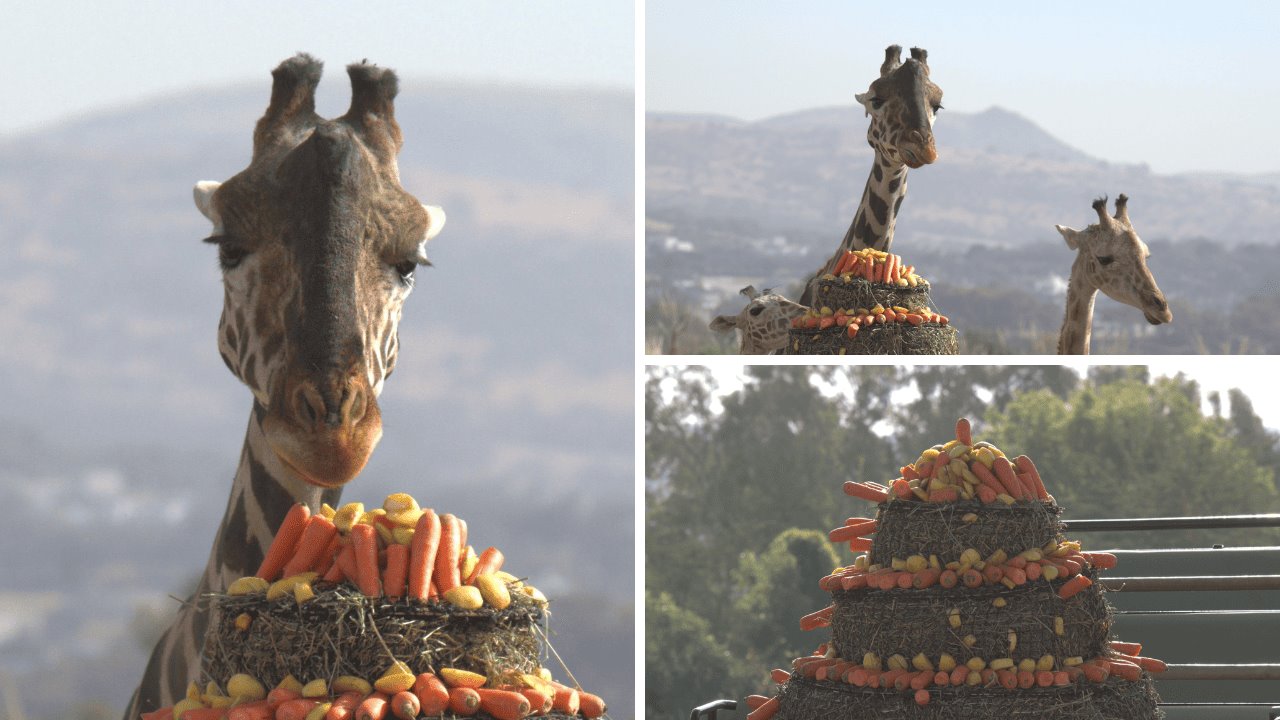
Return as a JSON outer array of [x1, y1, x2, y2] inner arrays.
[[1063, 513, 1280, 532]]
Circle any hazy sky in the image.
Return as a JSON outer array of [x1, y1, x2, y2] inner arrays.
[[647, 1, 1280, 175], [2, 0, 633, 136]]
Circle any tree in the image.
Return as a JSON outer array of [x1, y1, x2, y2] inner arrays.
[[733, 529, 841, 666], [645, 591, 746, 720]]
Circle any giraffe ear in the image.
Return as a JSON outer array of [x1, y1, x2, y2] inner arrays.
[[193, 181, 223, 230], [414, 204, 447, 264], [854, 92, 872, 117], [710, 315, 739, 333], [1055, 224, 1082, 250]]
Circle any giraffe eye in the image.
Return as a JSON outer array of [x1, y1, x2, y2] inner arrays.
[[932, 103, 943, 113], [393, 260, 417, 284], [870, 97, 886, 110], [217, 243, 249, 270], [748, 305, 765, 317], [1097, 255, 1115, 266]]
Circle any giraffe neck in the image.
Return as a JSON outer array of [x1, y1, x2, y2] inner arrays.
[[124, 401, 342, 718], [1058, 261, 1097, 355], [801, 149, 908, 307]]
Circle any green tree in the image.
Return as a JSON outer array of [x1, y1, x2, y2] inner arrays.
[[645, 591, 746, 720], [733, 529, 841, 668]]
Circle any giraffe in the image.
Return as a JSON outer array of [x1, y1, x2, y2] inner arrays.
[[798, 44, 944, 307], [710, 285, 808, 354], [124, 54, 446, 718], [1054, 194, 1172, 354]]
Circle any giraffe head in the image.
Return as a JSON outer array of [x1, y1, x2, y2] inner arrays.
[[854, 45, 943, 169], [1055, 194, 1172, 326], [710, 286, 808, 355], [193, 54, 446, 488]]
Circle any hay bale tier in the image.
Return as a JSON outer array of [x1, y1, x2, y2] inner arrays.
[[780, 272, 957, 356], [748, 420, 1164, 720]]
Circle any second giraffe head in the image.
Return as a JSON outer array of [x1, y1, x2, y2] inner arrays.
[[855, 45, 943, 169]]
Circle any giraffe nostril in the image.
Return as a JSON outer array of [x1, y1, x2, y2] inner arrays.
[[293, 384, 325, 427]]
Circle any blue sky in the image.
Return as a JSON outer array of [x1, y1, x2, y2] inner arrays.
[[647, 1, 1280, 175], [2, 0, 634, 136]]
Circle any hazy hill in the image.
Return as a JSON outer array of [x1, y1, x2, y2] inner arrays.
[[646, 105, 1280, 354], [0, 80, 633, 718]]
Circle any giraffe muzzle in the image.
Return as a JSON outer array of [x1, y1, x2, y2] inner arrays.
[[901, 131, 937, 168], [1143, 292, 1173, 325], [263, 375, 383, 487]]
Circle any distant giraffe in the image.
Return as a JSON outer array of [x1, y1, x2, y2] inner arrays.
[[710, 285, 807, 354], [1054, 194, 1171, 354], [799, 44, 944, 307], [124, 54, 446, 718]]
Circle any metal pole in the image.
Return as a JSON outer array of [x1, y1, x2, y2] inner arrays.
[[690, 699, 737, 720], [1063, 514, 1280, 531], [1097, 575, 1280, 592], [1163, 664, 1280, 681]]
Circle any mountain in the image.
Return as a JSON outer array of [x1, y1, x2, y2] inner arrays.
[[646, 105, 1280, 354], [0, 80, 634, 718]]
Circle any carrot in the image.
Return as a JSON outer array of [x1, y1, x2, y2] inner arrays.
[[905, 313, 924, 326], [386, 692, 418, 720], [948, 666, 967, 686], [180, 709, 226, 720], [955, 418, 972, 446], [1128, 656, 1167, 673], [1004, 566, 1027, 586], [982, 564, 1004, 585], [282, 515, 339, 577], [895, 571, 914, 589], [382, 544, 409, 600], [891, 478, 912, 499], [938, 569, 958, 589], [267, 689, 302, 707], [848, 537, 873, 552], [992, 457, 1023, 499], [412, 674, 450, 716], [996, 669, 1017, 690], [927, 488, 958, 503], [1081, 662, 1109, 683], [1013, 455, 1048, 499], [1107, 659, 1141, 681], [1016, 670, 1035, 689], [799, 605, 834, 631], [549, 684, 579, 715], [1109, 641, 1143, 655], [474, 688, 530, 720], [1083, 552, 1117, 569], [355, 694, 389, 720], [828, 520, 876, 542], [229, 703, 272, 720], [1058, 574, 1093, 599], [970, 461, 1006, 496], [909, 671, 932, 691], [256, 503, 311, 580], [976, 486, 997, 504], [843, 481, 888, 503], [1025, 561, 1042, 581], [846, 322, 860, 338], [143, 708, 175, 720], [349, 523, 382, 597], [745, 696, 778, 720], [435, 514, 462, 593], [325, 693, 364, 720], [466, 546, 505, 585], [769, 669, 791, 684], [276, 699, 319, 720], [518, 686, 552, 716], [961, 568, 983, 588], [913, 568, 941, 589], [840, 574, 868, 591], [913, 689, 930, 707], [1035, 670, 1054, 687], [312, 532, 343, 575], [406, 511, 441, 600], [1052, 671, 1070, 686]]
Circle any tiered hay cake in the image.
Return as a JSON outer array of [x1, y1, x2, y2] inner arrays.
[[147, 494, 606, 720], [745, 419, 1165, 720], [780, 250, 957, 355]]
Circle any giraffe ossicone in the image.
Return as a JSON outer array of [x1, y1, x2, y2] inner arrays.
[[1054, 194, 1172, 354], [126, 53, 445, 718]]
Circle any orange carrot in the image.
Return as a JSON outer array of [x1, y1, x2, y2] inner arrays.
[[996, 669, 1017, 690], [745, 696, 778, 720], [744, 696, 769, 710], [970, 461, 1006, 496], [382, 544, 409, 600], [325, 693, 364, 720], [840, 574, 868, 591], [1004, 566, 1027, 586], [1016, 670, 1035, 689], [928, 488, 958, 503], [350, 523, 382, 597], [435, 514, 462, 593], [448, 688, 480, 716], [913, 568, 941, 588], [335, 542, 358, 583], [955, 418, 972, 446], [1107, 659, 1141, 681], [474, 689, 530, 720], [407, 510, 441, 601], [1035, 670, 1054, 687], [828, 519, 877, 543], [961, 568, 983, 588], [1058, 574, 1093, 599], [1081, 661, 1109, 683], [770, 669, 791, 684], [356, 693, 390, 720], [180, 709, 227, 720], [312, 532, 343, 575], [412, 674, 450, 716], [282, 515, 338, 577], [1109, 641, 1143, 655], [1052, 671, 1071, 686], [992, 457, 1024, 499], [256, 503, 311, 580], [938, 569, 958, 589], [913, 689, 930, 707], [466, 546, 506, 585], [1083, 552, 1117, 569], [799, 605, 833, 631], [549, 684, 579, 716], [949, 666, 968, 686], [267, 689, 302, 707], [276, 699, 319, 720], [891, 478, 913, 499], [896, 572, 914, 589], [982, 564, 1004, 585], [1013, 455, 1048, 499], [1128, 656, 1167, 673], [843, 481, 889, 503], [142, 708, 175, 720], [1025, 561, 1042, 581], [228, 702, 272, 720], [909, 671, 932, 691], [848, 537, 873, 552], [389, 692, 419, 720]]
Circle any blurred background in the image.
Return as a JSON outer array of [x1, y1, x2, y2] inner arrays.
[[645, 1, 1280, 353], [0, 2, 634, 719], [644, 363, 1280, 717]]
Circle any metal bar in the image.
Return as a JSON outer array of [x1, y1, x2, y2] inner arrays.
[[690, 699, 736, 720], [1098, 575, 1280, 592], [1117, 609, 1280, 616], [1163, 664, 1280, 681], [1064, 514, 1280, 531]]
